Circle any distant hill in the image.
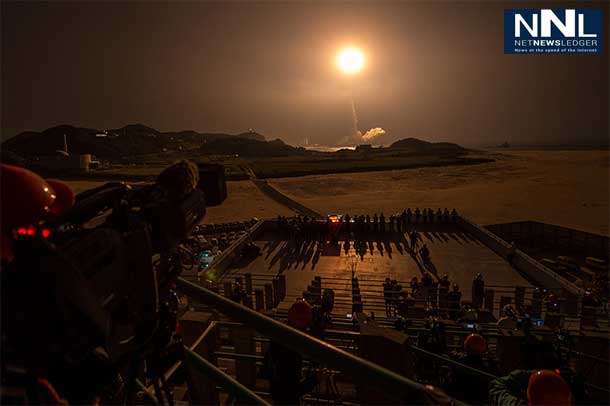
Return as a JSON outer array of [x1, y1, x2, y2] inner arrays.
[[201, 137, 306, 157], [3, 125, 471, 164], [1, 124, 275, 160], [389, 138, 468, 154], [235, 131, 266, 142], [3, 125, 123, 158]]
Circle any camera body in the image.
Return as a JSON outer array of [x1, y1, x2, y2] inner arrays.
[[1, 162, 227, 401]]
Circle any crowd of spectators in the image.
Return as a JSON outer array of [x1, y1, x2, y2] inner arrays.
[[275, 208, 459, 241], [269, 208, 602, 405], [412, 316, 586, 405], [382, 271, 493, 323], [270, 292, 586, 405], [377, 277, 599, 405]]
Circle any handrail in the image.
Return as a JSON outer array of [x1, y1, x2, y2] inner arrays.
[[458, 216, 585, 296], [485, 221, 609, 261], [218, 319, 563, 342], [215, 351, 264, 362], [206, 219, 265, 272], [560, 347, 610, 365], [585, 382, 610, 394], [184, 347, 271, 405], [148, 319, 269, 405], [176, 277, 463, 403], [153, 321, 219, 389], [410, 345, 498, 380], [412, 345, 610, 395]]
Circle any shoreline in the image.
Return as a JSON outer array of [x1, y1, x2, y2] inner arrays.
[[40, 156, 495, 183], [249, 157, 494, 179]]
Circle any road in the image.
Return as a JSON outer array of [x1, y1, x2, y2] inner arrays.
[[241, 164, 323, 219]]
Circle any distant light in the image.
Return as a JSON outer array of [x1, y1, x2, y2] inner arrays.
[[336, 47, 365, 74], [41, 229, 51, 238], [17, 227, 27, 235], [328, 214, 341, 223], [27, 227, 36, 236]]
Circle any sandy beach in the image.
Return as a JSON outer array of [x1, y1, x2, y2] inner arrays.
[[65, 151, 609, 235], [268, 151, 609, 235]]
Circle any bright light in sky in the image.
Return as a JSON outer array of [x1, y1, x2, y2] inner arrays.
[[336, 47, 365, 74]]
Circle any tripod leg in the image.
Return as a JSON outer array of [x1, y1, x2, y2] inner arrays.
[[153, 379, 165, 406], [123, 357, 142, 406], [160, 375, 174, 406]]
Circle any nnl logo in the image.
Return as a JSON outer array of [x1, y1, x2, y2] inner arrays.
[[504, 9, 602, 54], [514, 9, 597, 38]]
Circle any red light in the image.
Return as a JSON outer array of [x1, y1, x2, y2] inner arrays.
[[41, 229, 51, 238], [554, 369, 561, 374], [27, 227, 36, 236], [17, 227, 27, 235], [328, 215, 340, 223]]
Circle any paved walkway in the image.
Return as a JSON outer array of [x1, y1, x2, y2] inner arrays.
[[242, 164, 323, 219], [224, 223, 533, 314]]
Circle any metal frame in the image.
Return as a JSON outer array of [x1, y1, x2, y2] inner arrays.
[[184, 347, 271, 405], [172, 214, 610, 404], [176, 276, 466, 403], [141, 319, 269, 405]]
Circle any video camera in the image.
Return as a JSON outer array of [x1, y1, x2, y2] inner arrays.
[[1, 161, 227, 403]]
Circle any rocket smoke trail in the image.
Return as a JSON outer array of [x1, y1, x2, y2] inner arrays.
[[351, 97, 361, 139], [337, 86, 386, 146]]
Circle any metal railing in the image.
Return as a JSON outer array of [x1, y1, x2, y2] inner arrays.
[[173, 279, 608, 405], [410, 345, 498, 381], [176, 276, 465, 404], [184, 348, 271, 405], [140, 319, 269, 405], [173, 216, 602, 404], [204, 219, 266, 274], [458, 216, 585, 296], [216, 318, 610, 399]]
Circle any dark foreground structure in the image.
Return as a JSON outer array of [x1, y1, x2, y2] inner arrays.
[[173, 214, 608, 405], [1, 161, 607, 405]]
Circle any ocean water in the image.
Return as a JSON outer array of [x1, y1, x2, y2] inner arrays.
[[302, 145, 356, 152]]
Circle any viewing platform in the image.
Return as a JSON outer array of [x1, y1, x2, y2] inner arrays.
[[170, 213, 608, 405]]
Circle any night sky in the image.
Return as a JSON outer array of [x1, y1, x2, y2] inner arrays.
[[2, 1, 608, 147]]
